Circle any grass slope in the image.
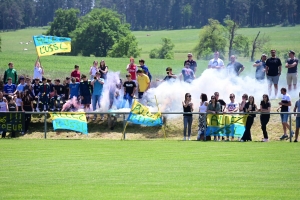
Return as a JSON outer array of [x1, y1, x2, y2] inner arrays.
[[0, 140, 299, 199]]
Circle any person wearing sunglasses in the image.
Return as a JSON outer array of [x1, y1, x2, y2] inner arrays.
[[225, 93, 238, 141], [207, 95, 221, 141], [260, 94, 271, 142], [184, 53, 197, 74], [253, 54, 267, 81], [208, 51, 224, 70], [241, 96, 257, 142], [182, 93, 193, 140], [197, 93, 208, 141], [266, 50, 282, 99]]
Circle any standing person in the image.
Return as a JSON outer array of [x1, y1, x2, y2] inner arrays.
[[278, 87, 294, 140], [266, 50, 282, 99], [32, 78, 41, 112], [3, 77, 17, 97], [91, 72, 105, 121], [241, 96, 257, 142], [180, 62, 195, 83], [64, 77, 70, 100], [226, 55, 245, 76], [239, 94, 248, 112], [260, 94, 271, 142], [89, 61, 98, 81], [22, 90, 34, 134], [138, 59, 152, 82], [137, 70, 150, 99], [99, 60, 108, 80], [7, 95, 18, 138], [225, 93, 239, 141], [51, 79, 66, 111], [23, 77, 33, 95], [33, 57, 44, 81], [285, 50, 298, 91], [208, 51, 224, 69], [253, 54, 267, 81], [69, 77, 80, 99], [71, 65, 81, 83], [79, 75, 93, 117], [3, 62, 18, 84], [182, 93, 193, 141], [214, 92, 226, 112], [39, 77, 50, 111], [0, 92, 8, 138], [122, 74, 136, 108], [126, 57, 137, 81], [207, 95, 221, 141], [293, 92, 300, 142], [184, 53, 197, 74], [197, 93, 208, 141]]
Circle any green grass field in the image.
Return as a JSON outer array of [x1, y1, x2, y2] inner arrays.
[[1, 140, 299, 199]]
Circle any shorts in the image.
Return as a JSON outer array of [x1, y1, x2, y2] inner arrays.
[[286, 73, 297, 85], [267, 75, 280, 85], [81, 95, 91, 105], [296, 117, 300, 128], [280, 114, 289, 123]]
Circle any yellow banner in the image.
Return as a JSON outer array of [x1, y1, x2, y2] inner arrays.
[[206, 114, 248, 127]]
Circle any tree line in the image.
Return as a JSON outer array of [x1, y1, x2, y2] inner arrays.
[[0, 0, 299, 31]]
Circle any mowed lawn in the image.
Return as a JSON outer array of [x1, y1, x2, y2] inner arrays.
[[0, 140, 300, 200]]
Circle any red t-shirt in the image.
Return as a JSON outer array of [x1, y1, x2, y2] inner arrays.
[[71, 70, 81, 82], [127, 64, 137, 80]]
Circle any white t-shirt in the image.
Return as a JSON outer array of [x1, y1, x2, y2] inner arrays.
[[281, 94, 291, 112], [0, 101, 7, 112], [208, 58, 224, 68], [227, 101, 239, 112], [33, 66, 43, 80], [16, 98, 22, 107], [90, 66, 98, 76]]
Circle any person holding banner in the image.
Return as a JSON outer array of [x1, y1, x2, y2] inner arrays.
[[241, 96, 257, 142], [197, 93, 208, 141], [207, 95, 221, 141], [182, 93, 194, 140], [225, 93, 239, 141], [260, 94, 271, 142]]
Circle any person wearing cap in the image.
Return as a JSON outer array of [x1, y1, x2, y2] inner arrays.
[[3, 77, 17, 97], [71, 65, 81, 82], [122, 74, 136, 108], [33, 57, 44, 82], [3, 62, 18, 84], [137, 69, 150, 99], [126, 57, 137, 81], [16, 76, 26, 92], [91, 72, 105, 120], [226, 55, 245, 76], [180, 62, 195, 83], [32, 78, 41, 112], [184, 53, 197, 74], [39, 77, 51, 111], [50, 79, 66, 111], [208, 51, 224, 69], [138, 59, 152, 82], [285, 50, 298, 91], [253, 54, 267, 81], [266, 50, 282, 99]]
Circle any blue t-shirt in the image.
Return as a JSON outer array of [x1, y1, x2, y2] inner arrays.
[[181, 68, 195, 83], [69, 83, 80, 98], [286, 58, 298, 73], [92, 78, 104, 95], [16, 83, 26, 92], [141, 65, 152, 81], [4, 84, 16, 94], [255, 60, 266, 80]]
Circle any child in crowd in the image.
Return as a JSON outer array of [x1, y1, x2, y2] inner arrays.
[[15, 91, 23, 111]]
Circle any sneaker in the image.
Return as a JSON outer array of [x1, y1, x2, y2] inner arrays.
[[183, 137, 186, 141], [262, 138, 269, 142], [188, 137, 191, 141], [294, 139, 298, 142], [280, 134, 288, 140], [240, 139, 244, 142], [36, 108, 40, 112]]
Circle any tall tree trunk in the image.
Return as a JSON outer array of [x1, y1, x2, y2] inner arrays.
[[250, 31, 260, 62], [228, 21, 236, 60]]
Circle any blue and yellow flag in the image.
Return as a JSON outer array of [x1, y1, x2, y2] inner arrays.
[[33, 35, 71, 57], [127, 100, 163, 126], [50, 112, 88, 134], [206, 114, 248, 137]]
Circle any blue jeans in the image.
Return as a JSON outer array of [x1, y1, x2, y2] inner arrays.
[[122, 93, 133, 108], [183, 116, 193, 137], [92, 94, 102, 117]]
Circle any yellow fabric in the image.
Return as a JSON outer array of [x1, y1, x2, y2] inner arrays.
[[36, 41, 71, 57], [137, 74, 150, 92]]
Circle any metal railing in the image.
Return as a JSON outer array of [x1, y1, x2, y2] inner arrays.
[[2, 111, 298, 142]]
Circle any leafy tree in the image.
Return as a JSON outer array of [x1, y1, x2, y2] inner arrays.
[[71, 8, 140, 57], [194, 19, 226, 60], [108, 34, 141, 58], [149, 38, 174, 59], [224, 17, 249, 59], [45, 8, 80, 37]]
